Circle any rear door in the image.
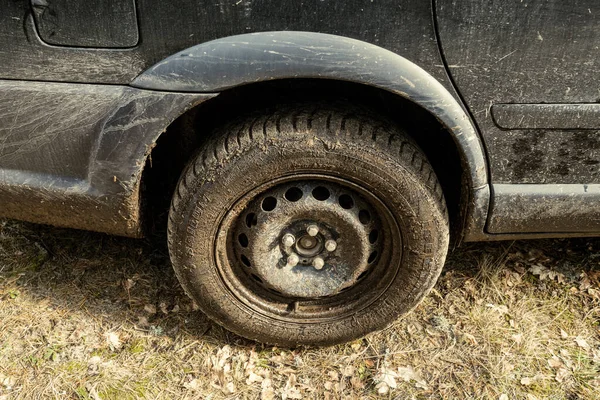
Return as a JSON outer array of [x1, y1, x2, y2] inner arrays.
[[437, 0, 600, 234]]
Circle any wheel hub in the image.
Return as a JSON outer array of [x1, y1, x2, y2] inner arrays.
[[232, 180, 383, 298]]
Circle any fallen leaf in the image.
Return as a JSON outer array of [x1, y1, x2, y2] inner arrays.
[[376, 381, 390, 395], [137, 316, 149, 328], [547, 356, 563, 369], [462, 332, 478, 346], [511, 333, 523, 344], [159, 301, 169, 314], [486, 303, 509, 314], [261, 386, 275, 400], [560, 329, 568, 338], [397, 366, 428, 389], [246, 372, 263, 385], [520, 377, 533, 386], [281, 374, 302, 400], [574, 336, 590, 349], [580, 272, 592, 291], [104, 332, 121, 351], [123, 278, 135, 291], [502, 361, 515, 373], [88, 356, 102, 365], [143, 304, 157, 314], [223, 382, 236, 394], [350, 376, 365, 389], [183, 378, 200, 390], [555, 368, 570, 383], [261, 378, 274, 397], [593, 349, 600, 364], [342, 365, 355, 377], [529, 265, 565, 283], [375, 367, 397, 390], [350, 341, 362, 351]]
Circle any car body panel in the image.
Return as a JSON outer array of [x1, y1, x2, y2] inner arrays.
[[0, 0, 598, 239], [489, 184, 600, 234], [437, 0, 600, 234], [436, 0, 600, 185], [0, 80, 213, 236], [1, 0, 450, 85]]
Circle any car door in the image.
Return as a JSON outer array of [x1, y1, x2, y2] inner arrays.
[[437, 0, 600, 234]]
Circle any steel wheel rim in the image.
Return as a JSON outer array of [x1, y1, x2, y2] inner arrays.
[[214, 174, 403, 323]]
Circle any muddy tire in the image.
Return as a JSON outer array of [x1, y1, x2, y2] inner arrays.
[[167, 104, 449, 346]]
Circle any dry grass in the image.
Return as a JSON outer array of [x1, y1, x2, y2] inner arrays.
[[0, 219, 599, 399]]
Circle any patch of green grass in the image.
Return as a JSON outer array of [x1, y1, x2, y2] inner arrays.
[[128, 339, 145, 354], [75, 386, 92, 400]]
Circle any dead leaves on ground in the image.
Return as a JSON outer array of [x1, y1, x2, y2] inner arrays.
[[374, 365, 427, 394], [508, 247, 600, 300], [177, 341, 434, 398], [2, 220, 599, 399]]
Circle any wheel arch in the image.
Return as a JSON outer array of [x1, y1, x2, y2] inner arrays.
[[135, 32, 489, 241]]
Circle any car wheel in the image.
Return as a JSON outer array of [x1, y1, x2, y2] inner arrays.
[[168, 103, 449, 346]]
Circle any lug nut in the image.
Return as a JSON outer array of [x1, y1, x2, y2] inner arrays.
[[306, 224, 319, 237], [325, 239, 337, 252], [313, 257, 325, 270], [282, 233, 296, 247], [286, 254, 299, 267]]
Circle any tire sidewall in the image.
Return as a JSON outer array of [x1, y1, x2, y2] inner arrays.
[[170, 120, 449, 346]]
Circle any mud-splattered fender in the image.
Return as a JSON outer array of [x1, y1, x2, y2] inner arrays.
[[131, 31, 489, 240], [0, 80, 214, 237]]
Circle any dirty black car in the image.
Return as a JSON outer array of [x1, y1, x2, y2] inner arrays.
[[1, 0, 598, 346]]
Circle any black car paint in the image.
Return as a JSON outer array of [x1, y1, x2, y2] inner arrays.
[[0, 0, 598, 240], [0, 80, 212, 236]]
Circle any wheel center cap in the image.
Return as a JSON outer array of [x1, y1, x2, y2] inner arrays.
[[299, 236, 317, 249], [296, 234, 322, 257]]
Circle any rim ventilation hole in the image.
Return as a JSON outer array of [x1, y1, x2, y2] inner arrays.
[[238, 233, 249, 247], [369, 229, 379, 244], [284, 187, 303, 202], [261, 196, 277, 211], [338, 194, 354, 209], [312, 186, 331, 201], [245, 213, 257, 228], [368, 251, 378, 264], [357, 270, 369, 281], [250, 273, 263, 283], [241, 254, 251, 267], [359, 209, 371, 224]]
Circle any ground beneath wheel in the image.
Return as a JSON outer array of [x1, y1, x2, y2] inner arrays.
[[0, 219, 598, 399]]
